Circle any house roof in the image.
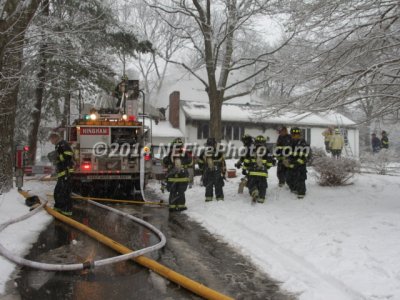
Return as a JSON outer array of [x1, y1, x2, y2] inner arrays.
[[144, 119, 183, 138], [181, 100, 356, 127]]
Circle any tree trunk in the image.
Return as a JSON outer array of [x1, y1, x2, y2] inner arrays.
[[61, 91, 71, 128], [27, 0, 49, 165], [27, 43, 48, 165], [0, 87, 19, 193], [0, 0, 42, 192], [208, 91, 223, 141]]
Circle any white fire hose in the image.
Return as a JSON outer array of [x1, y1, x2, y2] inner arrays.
[[0, 198, 166, 271]]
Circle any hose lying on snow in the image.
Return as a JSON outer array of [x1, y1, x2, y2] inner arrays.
[[0, 194, 166, 271], [14, 192, 234, 300]]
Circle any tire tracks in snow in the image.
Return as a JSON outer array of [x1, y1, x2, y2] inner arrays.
[[232, 222, 367, 300]]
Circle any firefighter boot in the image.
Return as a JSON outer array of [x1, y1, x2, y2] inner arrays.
[[238, 177, 247, 194], [251, 189, 259, 203]]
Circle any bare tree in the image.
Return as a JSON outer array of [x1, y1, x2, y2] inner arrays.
[[128, 0, 188, 102], [287, 0, 400, 120], [146, 0, 294, 140], [0, 0, 42, 192]]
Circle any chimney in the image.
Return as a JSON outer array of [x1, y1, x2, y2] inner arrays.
[[169, 91, 180, 129]]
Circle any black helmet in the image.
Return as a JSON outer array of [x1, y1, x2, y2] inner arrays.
[[241, 134, 253, 146], [290, 127, 301, 135], [255, 135, 266, 145], [172, 137, 183, 147], [206, 137, 216, 147]]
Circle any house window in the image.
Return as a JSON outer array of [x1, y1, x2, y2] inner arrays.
[[300, 128, 311, 144], [224, 126, 232, 140], [197, 122, 209, 139], [340, 128, 349, 145], [222, 124, 244, 141], [233, 125, 241, 140]]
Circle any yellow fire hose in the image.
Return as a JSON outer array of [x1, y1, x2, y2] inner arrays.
[[46, 193, 167, 206], [21, 191, 233, 300]]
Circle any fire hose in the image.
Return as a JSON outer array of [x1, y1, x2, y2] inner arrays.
[[0, 196, 166, 271], [2, 191, 234, 299]]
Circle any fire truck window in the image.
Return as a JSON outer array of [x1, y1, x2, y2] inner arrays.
[[111, 128, 137, 145]]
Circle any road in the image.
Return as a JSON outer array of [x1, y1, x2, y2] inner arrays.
[[4, 193, 295, 300]]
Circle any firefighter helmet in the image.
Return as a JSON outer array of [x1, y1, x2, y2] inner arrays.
[[290, 127, 301, 135], [206, 137, 216, 147], [255, 135, 267, 146], [172, 137, 183, 147], [241, 134, 253, 146]]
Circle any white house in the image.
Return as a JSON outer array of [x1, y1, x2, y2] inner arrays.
[[150, 91, 359, 157]]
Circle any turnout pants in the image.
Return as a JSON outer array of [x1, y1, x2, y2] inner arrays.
[[168, 182, 188, 207], [248, 175, 267, 200], [54, 176, 72, 212], [287, 166, 307, 196], [203, 169, 224, 200], [277, 161, 288, 185]]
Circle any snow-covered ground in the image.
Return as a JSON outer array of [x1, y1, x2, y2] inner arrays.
[[1, 162, 400, 300], [0, 180, 53, 294]]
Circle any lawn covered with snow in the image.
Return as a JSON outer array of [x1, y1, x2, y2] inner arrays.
[[153, 160, 400, 300], [1, 162, 399, 300]]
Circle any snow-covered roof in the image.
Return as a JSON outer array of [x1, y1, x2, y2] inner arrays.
[[144, 119, 183, 138], [181, 100, 356, 127]]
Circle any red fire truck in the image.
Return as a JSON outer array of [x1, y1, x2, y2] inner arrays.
[[67, 79, 152, 198]]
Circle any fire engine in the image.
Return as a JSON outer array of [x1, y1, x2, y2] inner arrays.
[[67, 78, 152, 198]]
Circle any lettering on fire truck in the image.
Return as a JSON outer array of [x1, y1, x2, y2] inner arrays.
[[80, 127, 109, 135]]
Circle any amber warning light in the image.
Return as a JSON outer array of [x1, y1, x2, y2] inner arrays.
[[143, 146, 151, 161]]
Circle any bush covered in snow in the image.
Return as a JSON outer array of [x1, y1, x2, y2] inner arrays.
[[360, 149, 400, 175], [312, 157, 360, 186], [308, 147, 327, 166]]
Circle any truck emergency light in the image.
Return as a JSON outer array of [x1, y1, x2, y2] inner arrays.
[[81, 162, 92, 171], [23, 146, 30, 151], [143, 146, 151, 161]]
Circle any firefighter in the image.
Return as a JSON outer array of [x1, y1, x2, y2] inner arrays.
[[275, 126, 292, 187], [197, 138, 226, 202], [329, 128, 344, 159], [234, 134, 254, 193], [322, 127, 333, 153], [114, 74, 128, 108], [381, 131, 389, 149], [162, 137, 191, 212], [284, 127, 311, 199], [371, 133, 381, 153], [48, 132, 75, 216], [247, 135, 275, 203]]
